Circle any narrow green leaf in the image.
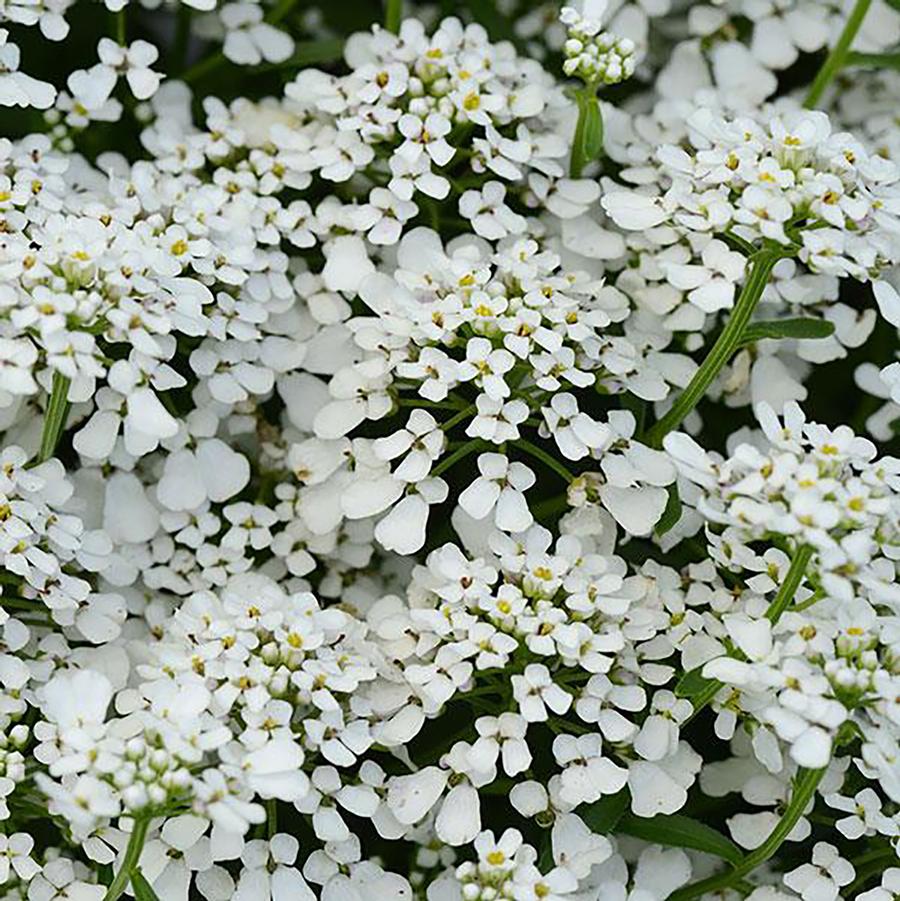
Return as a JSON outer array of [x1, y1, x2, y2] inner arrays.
[[675, 664, 710, 699], [581, 788, 630, 835], [131, 870, 161, 901], [738, 317, 835, 347], [38, 371, 71, 463], [537, 830, 554, 872], [579, 97, 603, 164], [570, 91, 603, 178], [846, 49, 900, 69], [656, 483, 682, 536], [617, 813, 742, 865]]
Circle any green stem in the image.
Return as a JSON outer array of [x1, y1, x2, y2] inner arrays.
[[804, 0, 873, 108], [684, 543, 813, 722], [385, 0, 403, 32], [38, 372, 71, 463], [514, 439, 575, 483], [102, 816, 151, 901], [668, 767, 825, 901], [431, 438, 488, 478], [440, 404, 476, 433], [765, 544, 814, 622], [397, 397, 466, 411], [644, 250, 781, 448], [114, 8, 126, 44]]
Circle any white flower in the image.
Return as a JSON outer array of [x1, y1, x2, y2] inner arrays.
[[459, 182, 527, 239], [239, 740, 309, 802], [155, 439, 251, 512], [628, 743, 702, 817], [221, 3, 294, 66], [39, 669, 112, 734], [374, 478, 449, 554], [458, 453, 535, 532], [601, 189, 667, 229], [554, 733, 628, 806], [512, 664, 572, 722], [0, 833, 39, 884], [97, 37, 162, 99], [541, 393, 609, 461], [0, 30, 55, 108], [783, 843, 854, 901]]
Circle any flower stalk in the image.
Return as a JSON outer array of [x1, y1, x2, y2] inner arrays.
[[645, 249, 782, 448], [804, 0, 873, 108], [669, 766, 826, 901], [684, 543, 814, 721], [385, 0, 403, 33], [102, 815, 151, 901]]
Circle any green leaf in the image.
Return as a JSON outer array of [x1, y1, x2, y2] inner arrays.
[[617, 813, 742, 865], [130, 869, 161, 901], [675, 664, 711, 699], [581, 788, 630, 835], [656, 483, 682, 536], [569, 91, 603, 178], [38, 371, 71, 463], [738, 317, 835, 347]]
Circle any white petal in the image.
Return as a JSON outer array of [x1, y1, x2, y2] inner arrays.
[[197, 439, 251, 503], [873, 280, 900, 327], [157, 449, 206, 512], [434, 783, 480, 846], [126, 387, 179, 440], [387, 767, 448, 825], [322, 236, 375, 294], [375, 495, 429, 554], [342, 476, 404, 520], [104, 473, 159, 544], [599, 484, 667, 536], [458, 479, 501, 520], [73, 411, 120, 460], [125, 67, 161, 100], [494, 487, 533, 532]]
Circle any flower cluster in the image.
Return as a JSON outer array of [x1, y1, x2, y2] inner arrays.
[[667, 404, 900, 776], [561, 5, 636, 86], [603, 107, 900, 282], [0, 0, 897, 900]]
